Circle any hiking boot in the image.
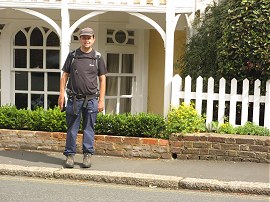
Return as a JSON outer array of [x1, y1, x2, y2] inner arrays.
[[65, 154, 74, 168], [82, 153, 92, 168]]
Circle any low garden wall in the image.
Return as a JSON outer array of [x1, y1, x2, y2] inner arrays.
[[0, 129, 269, 163]]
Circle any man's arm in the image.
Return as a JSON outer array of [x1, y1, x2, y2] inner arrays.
[[58, 72, 69, 110], [98, 75, 106, 112]]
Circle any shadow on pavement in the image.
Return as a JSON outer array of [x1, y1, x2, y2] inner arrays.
[[0, 149, 67, 167]]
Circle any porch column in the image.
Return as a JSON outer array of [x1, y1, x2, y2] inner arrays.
[[163, 0, 175, 117], [60, 1, 71, 69]]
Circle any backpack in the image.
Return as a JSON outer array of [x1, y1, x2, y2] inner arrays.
[[69, 49, 101, 70]]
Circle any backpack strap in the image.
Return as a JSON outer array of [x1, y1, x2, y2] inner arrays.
[[94, 50, 101, 71], [69, 49, 100, 70], [69, 49, 77, 69]]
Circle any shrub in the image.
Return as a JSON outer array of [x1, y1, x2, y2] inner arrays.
[[214, 121, 270, 136], [217, 122, 236, 134], [0, 105, 268, 137], [95, 113, 165, 138], [235, 122, 270, 136], [165, 103, 206, 134], [0, 105, 30, 129]]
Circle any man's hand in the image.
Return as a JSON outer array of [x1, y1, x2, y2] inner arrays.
[[58, 94, 65, 111], [98, 100, 104, 112]]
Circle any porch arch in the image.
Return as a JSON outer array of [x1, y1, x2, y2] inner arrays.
[[13, 8, 61, 37]]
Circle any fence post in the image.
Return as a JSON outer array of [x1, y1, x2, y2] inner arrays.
[[171, 74, 181, 107], [264, 80, 270, 129], [195, 76, 203, 115], [229, 78, 237, 126], [218, 78, 226, 125], [206, 77, 214, 126], [241, 79, 249, 125], [253, 79, 261, 125], [184, 75, 192, 105]]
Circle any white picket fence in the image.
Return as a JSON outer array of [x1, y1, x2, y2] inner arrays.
[[171, 75, 270, 129]]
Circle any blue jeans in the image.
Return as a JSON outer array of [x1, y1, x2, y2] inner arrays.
[[63, 97, 98, 156]]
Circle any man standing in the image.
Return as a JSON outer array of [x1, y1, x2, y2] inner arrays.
[[58, 27, 107, 168]]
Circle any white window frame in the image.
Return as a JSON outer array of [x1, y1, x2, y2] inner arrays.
[[100, 26, 146, 114], [11, 26, 61, 110]]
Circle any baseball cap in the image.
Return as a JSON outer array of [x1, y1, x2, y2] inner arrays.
[[79, 27, 95, 36]]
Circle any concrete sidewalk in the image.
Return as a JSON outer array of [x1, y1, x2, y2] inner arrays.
[[0, 149, 269, 195]]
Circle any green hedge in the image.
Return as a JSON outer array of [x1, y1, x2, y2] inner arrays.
[[0, 105, 166, 138], [0, 105, 269, 138]]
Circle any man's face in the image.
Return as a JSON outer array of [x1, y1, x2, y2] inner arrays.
[[80, 35, 95, 48]]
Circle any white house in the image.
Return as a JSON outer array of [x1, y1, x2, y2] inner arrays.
[[0, 0, 216, 116]]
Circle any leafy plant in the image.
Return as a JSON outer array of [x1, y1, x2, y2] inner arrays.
[[180, 0, 270, 82], [215, 121, 269, 136], [0, 105, 30, 129], [218, 0, 270, 81], [165, 102, 206, 134], [217, 122, 236, 134], [0, 105, 268, 137], [235, 122, 270, 136], [95, 113, 165, 138]]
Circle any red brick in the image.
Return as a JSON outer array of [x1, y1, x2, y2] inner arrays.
[[236, 138, 255, 145], [141, 138, 159, 145], [208, 136, 226, 143], [122, 137, 140, 145], [158, 139, 169, 146], [52, 132, 66, 139], [95, 135, 106, 141], [169, 141, 184, 147], [182, 136, 200, 141], [35, 131, 52, 139], [105, 136, 123, 143], [249, 145, 269, 152]]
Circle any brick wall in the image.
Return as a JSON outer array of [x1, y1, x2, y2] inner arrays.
[[170, 133, 269, 163], [0, 129, 269, 163]]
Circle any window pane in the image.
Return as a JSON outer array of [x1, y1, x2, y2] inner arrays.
[[47, 32, 60, 47], [107, 53, 119, 73], [120, 77, 132, 95], [15, 31, 26, 46], [127, 39, 134, 45], [115, 30, 126, 44], [48, 95, 58, 109], [106, 77, 117, 96], [107, 38, 113, 43], [48, 72, 60, 91], [122, 54, 133, 73], [120, 98, 131, 114], [15, 49, 27, 68], [31, 94, 44, 110], [31, 72, 44, 91], [105, 99, 117, 114], [15, 93, 28, 109], [30, 27, 43, 46], [46, 50, 59, 69], [15, 72, 28, 90], [30, 49, 43, 68], [128, 30, 134, 36]]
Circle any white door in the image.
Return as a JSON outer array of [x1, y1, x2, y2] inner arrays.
[[103, 28, 145, 114]]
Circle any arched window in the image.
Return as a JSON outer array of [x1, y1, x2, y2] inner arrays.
[[12, 26, 60, 110]]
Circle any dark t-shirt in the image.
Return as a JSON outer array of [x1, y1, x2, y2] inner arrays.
[[62, 48, 107, 95]]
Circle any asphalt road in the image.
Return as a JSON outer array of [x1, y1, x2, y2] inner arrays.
[[0, 176, 269, 202]]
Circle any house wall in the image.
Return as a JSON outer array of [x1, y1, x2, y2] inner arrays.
[[174, 30, 187, 75], [148, 29, 165, 115], [147, 29, 187, 115]]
